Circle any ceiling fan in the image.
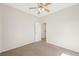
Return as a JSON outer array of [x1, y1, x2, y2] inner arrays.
[[29, 3, 52, 14]]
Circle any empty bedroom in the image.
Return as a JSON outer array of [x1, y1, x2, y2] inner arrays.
[[0, 3, 79, 56]]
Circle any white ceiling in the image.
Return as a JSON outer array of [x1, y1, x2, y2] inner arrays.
[[5, 3, 77, 17]]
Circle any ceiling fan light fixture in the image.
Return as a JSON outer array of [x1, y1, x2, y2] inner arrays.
[[29, 3, 52, 14], [38, 8, 44, 12]]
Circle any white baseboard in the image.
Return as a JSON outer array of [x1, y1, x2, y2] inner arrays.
[[0, 41, 34, 53]]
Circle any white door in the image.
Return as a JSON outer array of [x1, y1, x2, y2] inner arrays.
[[34, 22, 41, 41]]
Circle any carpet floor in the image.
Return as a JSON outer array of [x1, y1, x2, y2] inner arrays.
[[0, 41, 79, 56]]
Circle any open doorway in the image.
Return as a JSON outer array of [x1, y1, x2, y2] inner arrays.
[[41, 23, 46, 41], [34, 22, 46, 42]]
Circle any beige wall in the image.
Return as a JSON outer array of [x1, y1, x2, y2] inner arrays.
[[0, 4, 3, 53], [41, 4, 79, 52], [1, 4, 37, 52]]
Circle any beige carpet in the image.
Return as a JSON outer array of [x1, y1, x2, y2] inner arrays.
[[0, 41, 79, 56]]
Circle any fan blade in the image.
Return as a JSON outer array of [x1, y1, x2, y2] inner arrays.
[[45, 3, 51, 6], [37, 3, 41, 7], [44, 5, 50, 12], [44, 8, 50, 12], [29, 7, 37, 9], [37, 3, 40, 7]]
